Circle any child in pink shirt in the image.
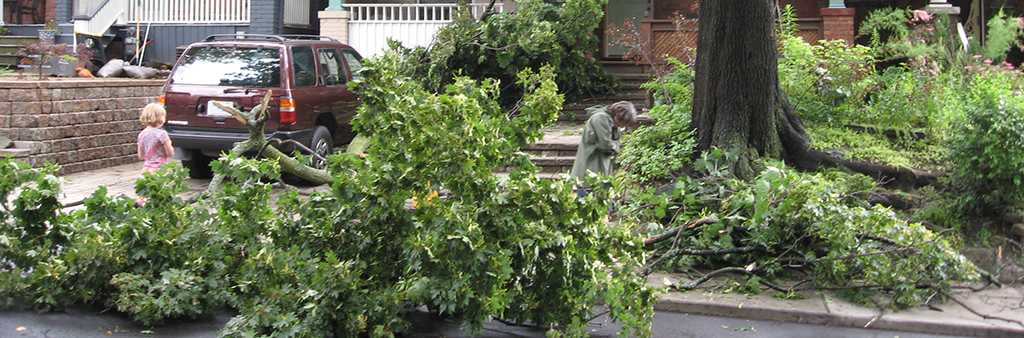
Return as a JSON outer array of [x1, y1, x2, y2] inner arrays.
[[137, 103, 174, 173]]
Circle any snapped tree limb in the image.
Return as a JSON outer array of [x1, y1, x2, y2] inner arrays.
[[203, 91, 334, 195]]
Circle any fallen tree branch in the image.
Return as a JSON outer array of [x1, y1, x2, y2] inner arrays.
[[672, 267, 747, 290], [932, 286, 1024, 329], [781, 246, 915, 266], [641, 245, 763, 276], [642, 217, 718, 250], [202, 91, 335, 197]]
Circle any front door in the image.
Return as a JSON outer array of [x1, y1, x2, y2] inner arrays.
[[604, 0, 652, 58]]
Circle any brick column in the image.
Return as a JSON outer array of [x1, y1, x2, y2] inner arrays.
[[924, 1, 961, 31], [319, 10, 350, 44], [820, 7, 856, 45]]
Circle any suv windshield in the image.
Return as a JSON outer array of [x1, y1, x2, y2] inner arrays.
[[171, 46, 281, 87]]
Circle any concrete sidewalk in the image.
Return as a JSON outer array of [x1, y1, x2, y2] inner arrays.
[[57, 160, 203, 207], [649, 272, 1024, 338]]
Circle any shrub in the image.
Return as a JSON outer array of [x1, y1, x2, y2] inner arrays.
[[778, 36, 876, 126], [946, 73, 1024, 215], [618, 58, 696, 182], [392, 0, 619, 108]]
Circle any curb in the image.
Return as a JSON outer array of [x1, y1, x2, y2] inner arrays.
[[653, 295, 1024, 338]]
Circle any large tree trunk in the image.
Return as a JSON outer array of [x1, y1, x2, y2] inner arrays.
[[691, 0, 809, 179]]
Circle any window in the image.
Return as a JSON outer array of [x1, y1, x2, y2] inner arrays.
[[318, 48, 346, 86], [342, 50, 363, 81], [171, 46, 281, 87], [291, 46, 317, 87]]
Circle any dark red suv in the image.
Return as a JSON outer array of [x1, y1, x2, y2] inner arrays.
[[159, 34, 363, 178]]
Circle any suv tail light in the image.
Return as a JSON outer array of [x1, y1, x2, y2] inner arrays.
[[157, 93, 166, 104], [280, 96, 296, 124]]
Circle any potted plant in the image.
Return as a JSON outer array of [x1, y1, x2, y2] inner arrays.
[[38, 20, 56, 43], [16, 42, 94, 78]]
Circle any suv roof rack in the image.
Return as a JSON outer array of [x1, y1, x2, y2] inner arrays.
[[202, 34, 340, 43]]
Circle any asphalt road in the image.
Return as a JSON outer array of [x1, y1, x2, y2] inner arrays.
[[1, 304, 974, 338]]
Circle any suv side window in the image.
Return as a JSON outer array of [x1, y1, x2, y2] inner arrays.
[[291, 46, 317, 87], [318, 48, 346, 86], [342, 50, 363, 81]]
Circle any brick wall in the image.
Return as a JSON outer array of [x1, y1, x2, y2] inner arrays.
[[0, 78, 165, 175], [318, 10, 350, 44], [820, 7, 856, 45]]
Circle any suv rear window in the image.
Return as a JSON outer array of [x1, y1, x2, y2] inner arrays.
[[171, 46, 282, 87]]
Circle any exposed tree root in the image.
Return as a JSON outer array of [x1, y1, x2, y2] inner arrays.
[[791, 148, 943, 192]]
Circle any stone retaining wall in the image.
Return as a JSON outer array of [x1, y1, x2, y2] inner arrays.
[[0, 78, 165, 175]]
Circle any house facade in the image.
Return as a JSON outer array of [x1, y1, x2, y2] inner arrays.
[[322, 0, 1002, 66], [0, 0, 1019, 68], [3, 0, 330, 67]]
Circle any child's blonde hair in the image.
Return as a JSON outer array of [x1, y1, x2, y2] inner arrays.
[[139, 103, 167, 128]]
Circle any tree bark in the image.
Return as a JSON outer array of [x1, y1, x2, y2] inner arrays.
[[691, 0, 809, 179], [203, 92, 334, 195]]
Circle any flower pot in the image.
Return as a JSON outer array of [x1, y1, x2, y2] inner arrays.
[[21, 56, 78, 77], [38, 30, 56, 43]]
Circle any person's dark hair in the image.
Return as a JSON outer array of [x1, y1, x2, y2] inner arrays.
[[608, 101, 637, 127]]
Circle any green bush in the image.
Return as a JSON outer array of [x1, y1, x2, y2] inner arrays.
[[980, 10, 1024, 64], [392, 0, 619, 108], [618, 59, 696, 182], [778, 36, 876, 126], [946, 73, 1024, 215]]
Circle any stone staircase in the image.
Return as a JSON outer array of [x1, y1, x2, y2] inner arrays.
[[559, 61, 653, 122], [523, 60, 653, 175], [524, 125, 581, 175], [0, 36, 38, 67]]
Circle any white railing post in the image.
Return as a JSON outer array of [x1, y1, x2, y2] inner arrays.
[[125, 0, 251, 24], [342, 3, 504, 57]]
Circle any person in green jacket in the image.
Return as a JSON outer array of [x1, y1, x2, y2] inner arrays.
[[570, 101, 637, 197]]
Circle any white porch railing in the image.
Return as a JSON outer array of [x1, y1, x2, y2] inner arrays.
[[127, 0, 251, 24], [74, 0, 129, 37], [284, 0, 311, 26], [344, 3, 504, 57]]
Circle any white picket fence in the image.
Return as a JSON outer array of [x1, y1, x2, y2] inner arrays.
[[127, 0, 251, 23], [72, 1, 499, 58], [344, 3, 504, 57]]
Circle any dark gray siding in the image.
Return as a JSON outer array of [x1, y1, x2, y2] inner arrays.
[[55, 0, 72, 23], [138, 25, 247, 65], [250, 0, 281, 35]]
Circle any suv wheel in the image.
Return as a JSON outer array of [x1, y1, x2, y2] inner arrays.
[[308, 126, 333, 170], [183, 151, 214, 179]]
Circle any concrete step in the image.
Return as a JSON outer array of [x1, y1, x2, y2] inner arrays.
[[523, 141, 578, 157], [0, 36, 40, 67], [0, 140, 34, 158], [561, 100, 652, 123], [492, 171, 563, 180], [0, 55, 20, 66], [602, 60, 652, 75], [530, 156, 575, 173], [0, 36, 39, 44]]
